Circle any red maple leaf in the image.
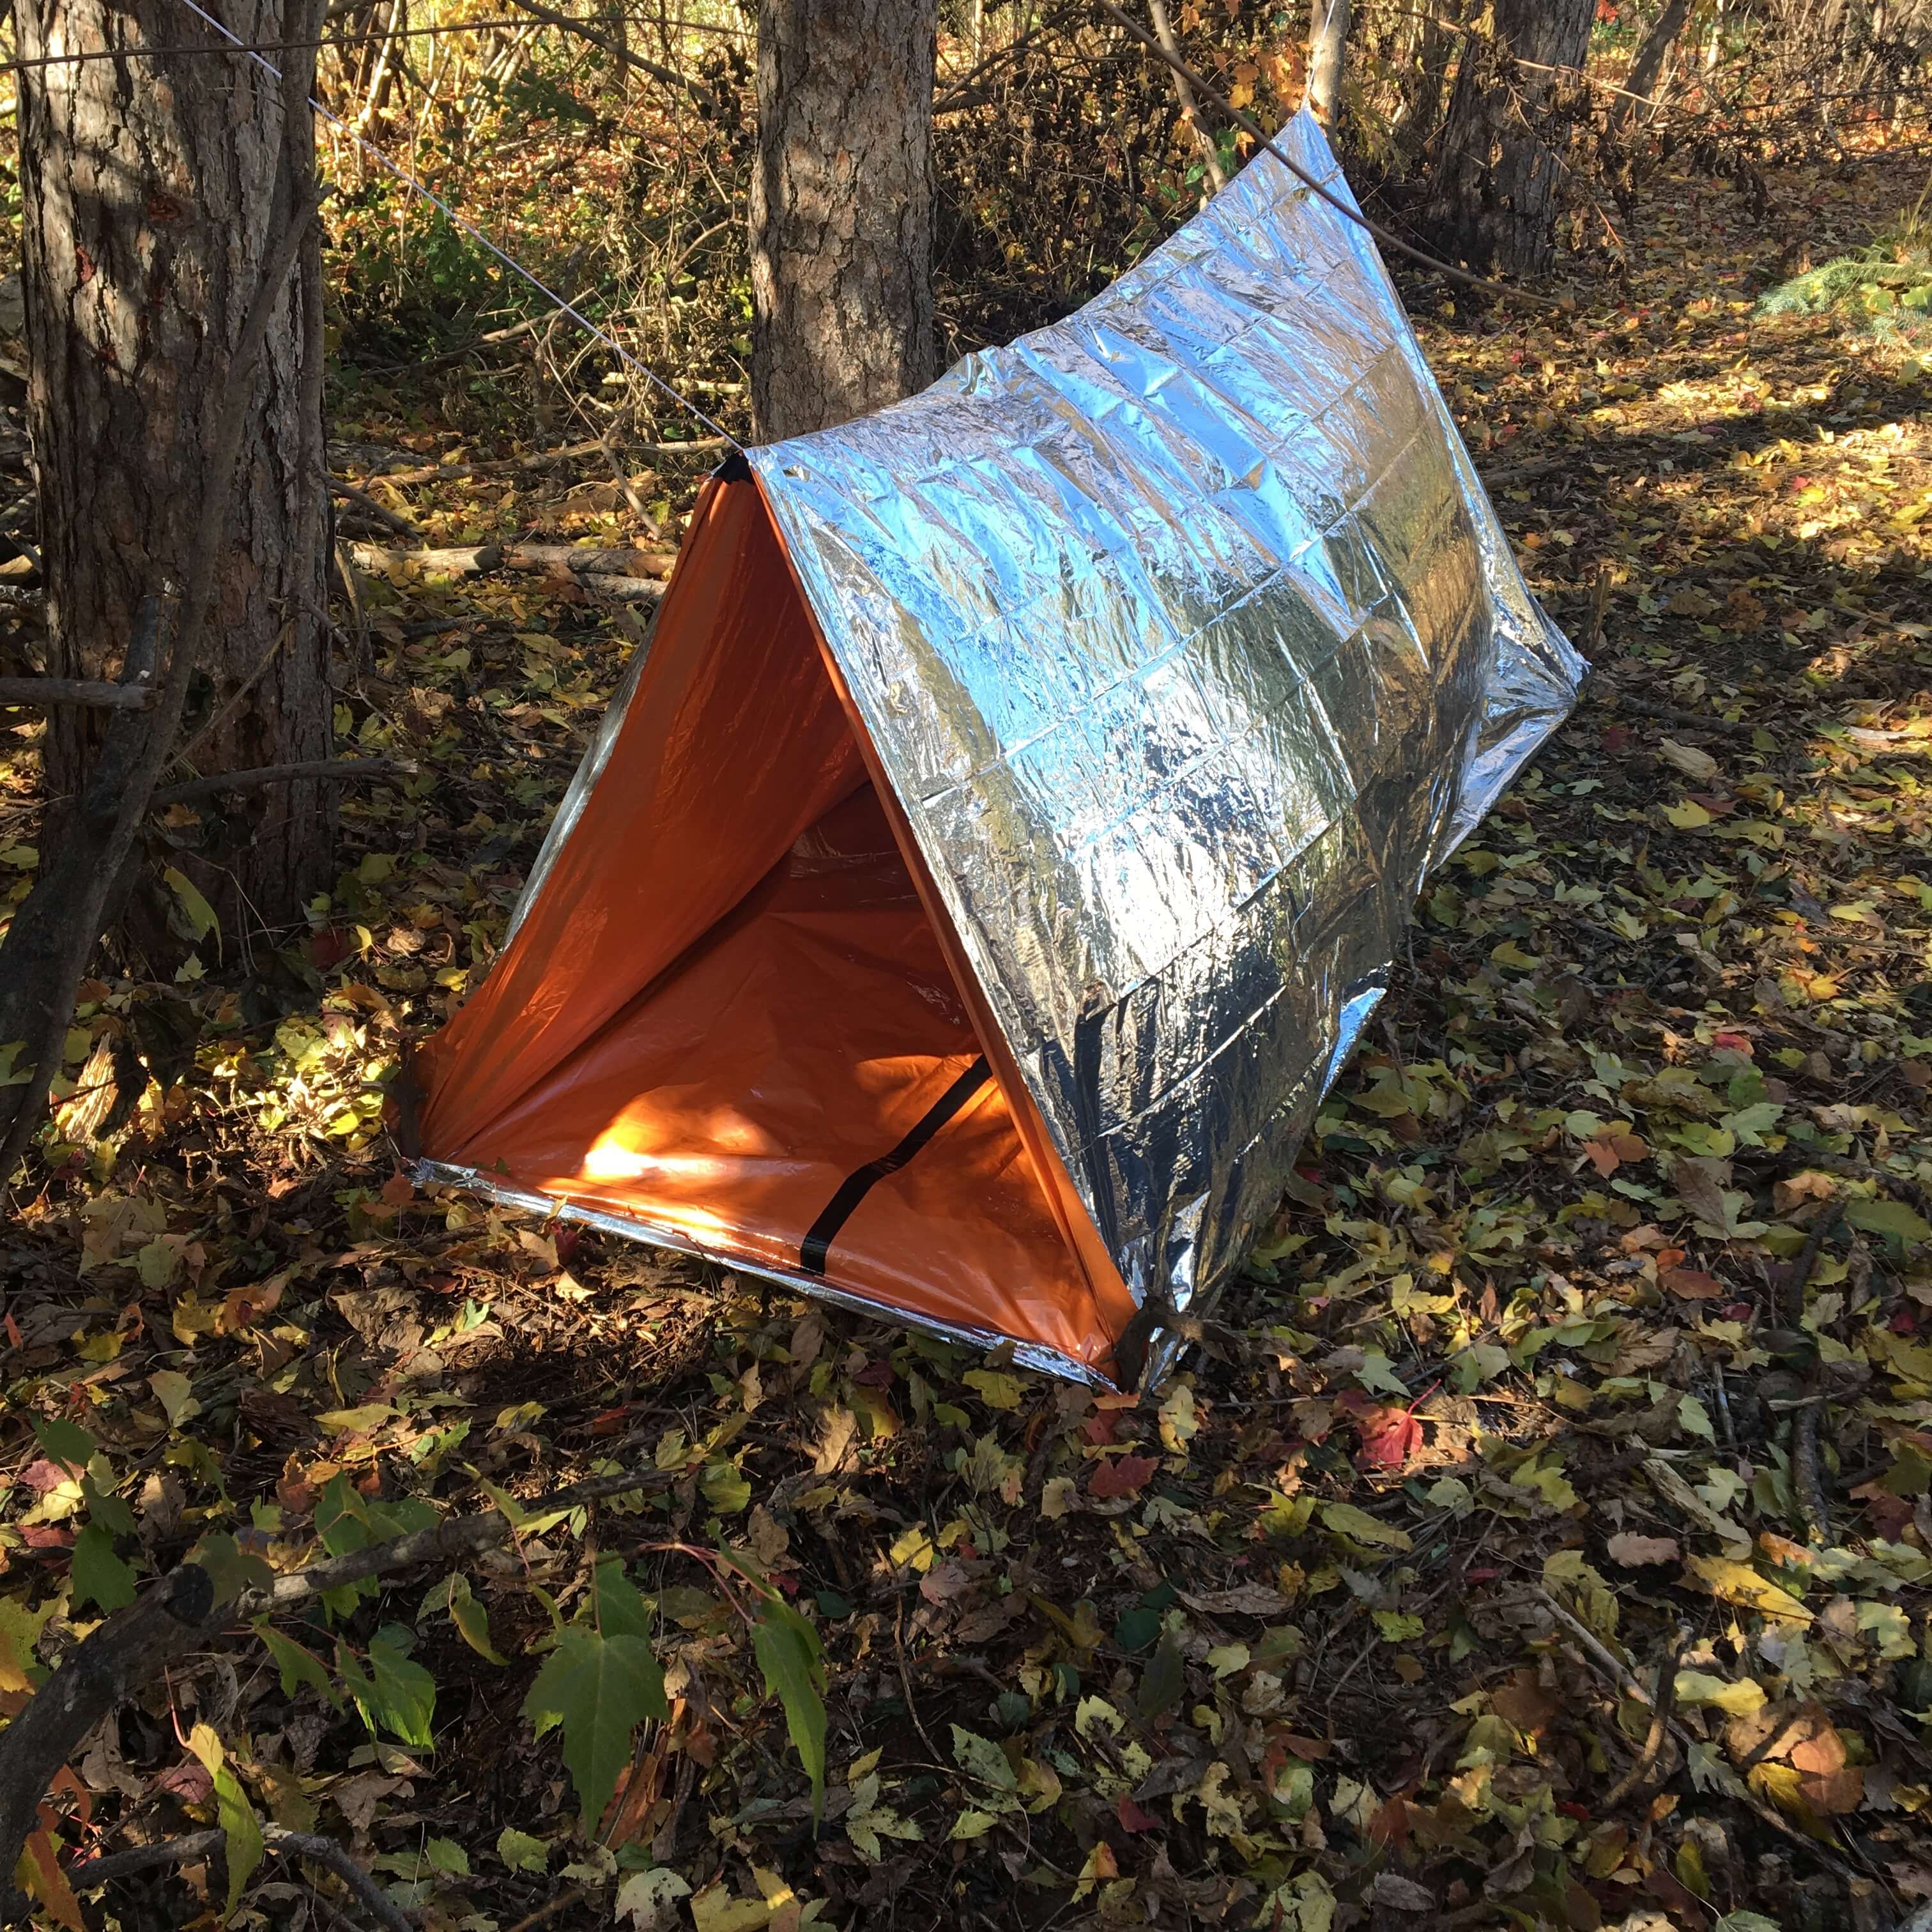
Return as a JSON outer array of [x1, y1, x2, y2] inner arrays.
[[1088, 1453, 1158, 1499]]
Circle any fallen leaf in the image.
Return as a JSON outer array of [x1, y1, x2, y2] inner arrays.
[[1606, 1532, 1680, 1567]]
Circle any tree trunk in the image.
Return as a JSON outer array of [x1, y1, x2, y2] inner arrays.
[[1148, 0, 1223, 192], [1424, 0, 1595, 279], [750, 0, 939, 440], [15, 0, 332, 949], [1392, 0, 1460, 170], [1618, 0, 1692, 120], [1305, 0, 1350, 130]]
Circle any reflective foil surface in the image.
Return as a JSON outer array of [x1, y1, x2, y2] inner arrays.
[[748, 111, 1583, 1354]]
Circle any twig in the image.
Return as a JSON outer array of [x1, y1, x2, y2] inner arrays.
[[328, 477, 420, 539], [261, 1826, 417, 1932], [498, 0, 716, 105], [68, 1830, 225, 1890], [892, 1602, 946, 1766], [1533, 1586, 1870, 1885], [503, 1886, 590, 1932], [151, 757, 417, 809], [238, 1464, 677, 1617], [0, 676, 157, 710], [1086, 0, 1565, 311], [1600, 1625, 1685, 1808], [356, 434, 726, 486], [66, 1825, 413, 1932]]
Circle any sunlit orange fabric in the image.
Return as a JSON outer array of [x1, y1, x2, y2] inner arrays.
[[414, 474, 1136, 1376]]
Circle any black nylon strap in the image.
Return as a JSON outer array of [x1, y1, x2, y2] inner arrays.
[[799, 1055, 993, 1275]]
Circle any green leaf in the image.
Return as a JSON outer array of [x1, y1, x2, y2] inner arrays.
[[496, 1827, 549, 1873], [1846, 1195, 1932, 1246], [701, 1460, 752, 1515], [257, 1624, 339, 1706], [753, 1597, 827, 1821], [523, 1625, 668, 1825], [949, 1724, 1017, 1793], [71, 1522, 136, 1613], [187, 1724, 263, 1915], [147, 1369, 200, 1429], [188, 1532, 275, 1607], [1319, 1501, 1413, 1552], [425, 1838, 470, 1876], [1137, 1629, 1186, 1721], [31, 1416, 95, 1477], [449, 1581, 509, 1666], [338, 1636, 438, 1747], [589, 1558, 654, 1641]]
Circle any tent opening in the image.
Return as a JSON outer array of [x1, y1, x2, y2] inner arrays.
[[416, 471, 1124, 1367]]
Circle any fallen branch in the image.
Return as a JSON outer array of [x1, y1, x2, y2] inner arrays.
[[346, 540, 677, 583], [151, 757, 418, 809], [348, 540, 502, 576], [0, 1564, 216, 1904], [65, 1824, 414, 1932], [505, 542, 678, 576], [328, 477, 420, 539], [0, 675, 157, 711], [0, 1465, 675, 1889], [578, 574, 665, 604]]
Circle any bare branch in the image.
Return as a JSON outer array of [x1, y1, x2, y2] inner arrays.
[[153, 756, 418, 809], [1087, 0, 1565, 311], [0, 676, 157, 710], [66, 1824, 416, 1932], [328, 477, 420, 539], [498, 0, 717, 106]]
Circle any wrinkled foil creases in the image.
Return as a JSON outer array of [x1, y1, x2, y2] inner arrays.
[[739, 111, 1583, 1372]]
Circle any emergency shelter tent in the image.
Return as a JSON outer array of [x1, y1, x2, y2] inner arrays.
[[408, 112, 1584, 1388]]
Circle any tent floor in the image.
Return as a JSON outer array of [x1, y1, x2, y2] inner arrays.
[[453, 783, 1090, 1338]]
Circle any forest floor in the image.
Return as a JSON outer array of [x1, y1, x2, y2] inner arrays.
[[6, 136, 1932, 1932]]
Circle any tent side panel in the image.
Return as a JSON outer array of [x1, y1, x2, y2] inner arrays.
[[415, 477, 865, 1158], [746, 471, 1144, 1374]]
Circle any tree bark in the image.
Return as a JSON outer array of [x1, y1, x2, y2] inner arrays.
[[750, 0, 939, 440], [1424, 0, 1595, 279], [1305, 0, 1350, 130], [15, 0, 332, 946]]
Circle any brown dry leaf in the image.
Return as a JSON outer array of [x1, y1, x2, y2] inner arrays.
[[1659, 738, 1722, 784], [1489, 1669, 1558, 1736], [1660, 1266, 1727, 1300]]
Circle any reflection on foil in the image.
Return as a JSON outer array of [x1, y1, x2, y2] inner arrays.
[[739, 108, 1582, 1376]]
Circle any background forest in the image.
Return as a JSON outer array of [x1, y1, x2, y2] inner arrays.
[[8, 3, 1932, 1931]]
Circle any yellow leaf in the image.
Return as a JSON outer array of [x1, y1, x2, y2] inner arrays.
[[1673, 1670, 1767, 1717], [1685, 1554, 1813, 1622]]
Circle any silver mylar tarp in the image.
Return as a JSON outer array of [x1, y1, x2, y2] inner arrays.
[[739, 111, 1582, 1374]]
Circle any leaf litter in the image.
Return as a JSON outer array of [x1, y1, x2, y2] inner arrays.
[[4, 137, 1932, 1932]]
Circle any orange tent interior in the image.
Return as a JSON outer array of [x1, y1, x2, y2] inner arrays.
[[411, 469, 1138, 1377]]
